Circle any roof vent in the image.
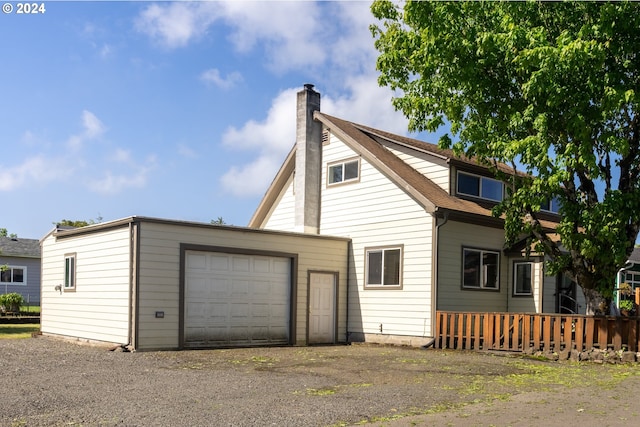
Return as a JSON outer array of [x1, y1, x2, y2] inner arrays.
[[322, 129, 330, 145]]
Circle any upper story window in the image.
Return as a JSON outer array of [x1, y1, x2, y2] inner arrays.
[[457, 171, 503, 202], [0, 266, 25, 285], [540, 197, 561, 214], [328, 158, 360, 186]]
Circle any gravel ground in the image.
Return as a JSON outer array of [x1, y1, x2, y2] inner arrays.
[[2, 336, 640, 427]]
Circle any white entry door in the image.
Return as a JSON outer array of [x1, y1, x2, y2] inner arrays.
[[309, 272, 336, 344]]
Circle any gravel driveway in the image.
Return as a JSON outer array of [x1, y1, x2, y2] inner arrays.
[[2, 337, 640, 427]]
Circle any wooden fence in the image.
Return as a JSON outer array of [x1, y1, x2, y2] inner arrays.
[[435, 311, 640, 353]]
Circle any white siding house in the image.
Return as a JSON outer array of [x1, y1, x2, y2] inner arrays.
[[250, 85, 574, 346], [40, 217, 349, 351]]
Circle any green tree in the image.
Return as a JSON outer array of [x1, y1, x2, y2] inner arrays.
[[0, 228, 16, 239], [372, 0, 640, 314], [55, 216, 103, 228], [211, 217, 226, 225]]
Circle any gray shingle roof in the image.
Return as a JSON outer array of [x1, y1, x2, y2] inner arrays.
[[0, 237, 41, 258]]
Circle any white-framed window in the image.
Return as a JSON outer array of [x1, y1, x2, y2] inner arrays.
[[457, 171, 503, 202], [365, 246, 403, 289], [64, 253, 76, 291], [328, 158, 360, 185], [463, 248, 500, 290], [0, 266, 26, 285], [513, 262, 533, 296]]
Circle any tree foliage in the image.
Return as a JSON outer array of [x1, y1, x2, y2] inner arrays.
[[0, 228, 16, 239], [372, 0, 640, 313], [55, 216, 102, 228]]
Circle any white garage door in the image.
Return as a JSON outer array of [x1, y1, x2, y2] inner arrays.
[[184, 251, 291, 348]]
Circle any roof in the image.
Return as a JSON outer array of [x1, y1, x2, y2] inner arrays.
[[0, 236, 41, 258], [250, 112, 558, 230], [51, 215, 350, 243], [628, 247, 640, 264]]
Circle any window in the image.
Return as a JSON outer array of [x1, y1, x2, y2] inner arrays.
[[540, 197, 561, 213], [463, 248, 499, 289], [457, 171, 503, 201], [64, 254, 76, 290], [513, 262, 533, 296], [328, 158, 360, 185], [0, 266, 26, 285], [365, 246, 402, 288], [625, 271, 640, 289]]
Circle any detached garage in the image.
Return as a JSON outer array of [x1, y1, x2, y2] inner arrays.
[[40, 216, 350, 351]]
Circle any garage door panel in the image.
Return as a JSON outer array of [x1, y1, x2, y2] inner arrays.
[[185, 251, 291, 348], [187, 253, 207, 269], [210, 254, 229, 270]]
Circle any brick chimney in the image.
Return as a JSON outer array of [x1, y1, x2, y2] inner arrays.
[[294, 84, 322, 234]]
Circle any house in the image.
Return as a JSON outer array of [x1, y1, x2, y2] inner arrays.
[[249, 84, 586, 346], [0, 236, 41, 305], [39, 85, 588, 351], [616, 247, 640, 307], [40, 217, 349, 350]]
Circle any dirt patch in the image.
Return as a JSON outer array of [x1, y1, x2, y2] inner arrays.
[[2, 337, 640, 426]]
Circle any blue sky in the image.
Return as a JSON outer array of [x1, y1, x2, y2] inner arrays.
[[1, 0, 432, 239]]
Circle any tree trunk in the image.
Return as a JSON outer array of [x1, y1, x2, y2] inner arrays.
[[582, 287, 610, 315]]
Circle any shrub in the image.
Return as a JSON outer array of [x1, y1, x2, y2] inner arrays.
[[0, 292, 24, 313]]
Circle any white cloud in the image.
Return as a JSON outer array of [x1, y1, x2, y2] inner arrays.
[[87, 153, 157, 195], [217, 1, 327, 72], [200, 68, 243, 89], [67, 110, 106, 150], [0, 156, 73, 191], [177, 143, 197, 159], [82, 110, 106, 138], [322, 75, 410, 135], [135, 2, 220, 48], [136, 1, 327, 72], [220, 155, 282, 197]]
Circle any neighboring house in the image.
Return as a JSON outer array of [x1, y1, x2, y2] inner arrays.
[[40, 217, 349, 350], [0, 236, 41, 305], [616, 247, 640, 305], [249, 84, 586, 346]]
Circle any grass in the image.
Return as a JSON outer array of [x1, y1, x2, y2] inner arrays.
[[20, 305, 40, 315], [0, 324, 40, 339]]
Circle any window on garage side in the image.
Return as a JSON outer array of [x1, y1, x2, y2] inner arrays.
[[64, 253, 76, 291], [463, 248, 499, 290], [365, 246, 403, 289], [328, 158, 360, 186], [0, 266, 26, 285], [513, 262, 533, 296]]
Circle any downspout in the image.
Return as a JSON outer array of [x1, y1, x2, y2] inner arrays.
[[128, 221, 139, 350], [346, 240, 352, 344], [424, 210, 449, 349]]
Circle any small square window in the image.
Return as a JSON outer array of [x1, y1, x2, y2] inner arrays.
[[513, 262, 533, 296], [365, 246, 402, 288], [328, 159, 360, 185]]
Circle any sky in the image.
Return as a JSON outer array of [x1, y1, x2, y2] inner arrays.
[[0, 0, 438, 239]]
